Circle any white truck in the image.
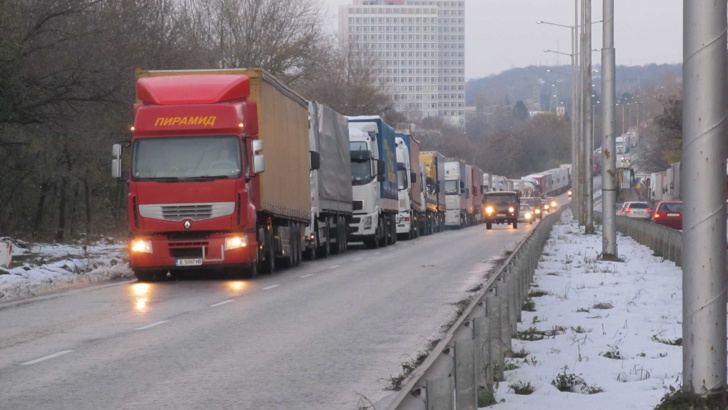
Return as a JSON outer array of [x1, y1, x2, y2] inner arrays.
[[444, 159, 468, 229], [395, 131, 424, 239], [304, 102, 353, 259], [347, 116, 399, 248]]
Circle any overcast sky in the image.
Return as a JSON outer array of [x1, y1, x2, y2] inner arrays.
[[321, 0, 683, 79]]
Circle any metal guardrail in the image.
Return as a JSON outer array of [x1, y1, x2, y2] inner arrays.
[[387, 207, 566, 410], [594, 212, 682, 266]]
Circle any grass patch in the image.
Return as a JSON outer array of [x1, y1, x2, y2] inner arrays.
[[522, 298, 536, 312], [528, 289, 549, 297], [478, 385, 498, 407], [510, 381, 534, 395], [656, 386, 728, 410], [570, 325, 589, 334], [511, 347, 529, 358], [516, 326, 546, 341], [592, 302, 614, 310], [576, 307, 590, 313], [600, 344, 623, 360], [385, 339, 440, 391], [552, 366, 603, 394], [652, 335, 682, 346]]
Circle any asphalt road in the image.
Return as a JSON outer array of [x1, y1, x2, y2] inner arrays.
[[0, 220, 537, 410]]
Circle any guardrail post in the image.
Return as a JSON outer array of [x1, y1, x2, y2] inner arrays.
[[455, 339, 477, 410], [506, 268, 518, 330], [497, 280, 512, 360], [486, 288, 503, 381], [473, 316, 491, 386], [426, 377, 453, 410]]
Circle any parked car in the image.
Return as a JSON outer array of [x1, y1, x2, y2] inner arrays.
[[618, 201, 652, 220], [518, 203, 534, 224], [652, 200, 683, 229]]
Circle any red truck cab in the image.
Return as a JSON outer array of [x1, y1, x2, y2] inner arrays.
[[113, 74, 264, 281]]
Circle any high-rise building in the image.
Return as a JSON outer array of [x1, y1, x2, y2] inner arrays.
[[339, 0, 465, 125]]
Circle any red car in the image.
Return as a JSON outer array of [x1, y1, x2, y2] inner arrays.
[[652, 200, 683, 230]]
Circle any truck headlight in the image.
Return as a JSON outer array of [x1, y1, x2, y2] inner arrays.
[[508, 206, 515, 213], [224, 235, 247, 251], [485, 206, 494, 214], [364, 216, 373, 228], [130, 239, 153, 254]]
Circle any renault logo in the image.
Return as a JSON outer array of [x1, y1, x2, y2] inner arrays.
[[184, 220, 192, 230]]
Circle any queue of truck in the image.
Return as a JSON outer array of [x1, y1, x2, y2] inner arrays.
[[111, 68, 538, 281]]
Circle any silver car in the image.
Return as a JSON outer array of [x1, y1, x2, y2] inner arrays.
[[619, 201, 652, 220]]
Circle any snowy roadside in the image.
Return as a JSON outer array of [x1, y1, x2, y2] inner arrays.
[[0, 238, 132, 304], [489, 209, 683, 409]]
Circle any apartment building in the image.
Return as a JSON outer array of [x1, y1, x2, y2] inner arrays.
[[339, 0, 465, 125]]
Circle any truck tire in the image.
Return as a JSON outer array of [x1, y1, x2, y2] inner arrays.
[[486, 222, 492, 230], [304, 222, 318, 261], [258, 226, 275, 274], [512, 220, 518, 229], [239, 263, 258, 279], [318, 219, 331, 258]]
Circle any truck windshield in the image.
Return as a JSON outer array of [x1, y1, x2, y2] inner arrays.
[[397, 169, 408, 190], [351, 160, 373, 185], [485, 193, 518, 206], [445, 180, 460, 195], [132, 136, 242, 181]]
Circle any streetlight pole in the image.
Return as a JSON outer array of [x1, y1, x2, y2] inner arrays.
[[601, 0, 617, 257], [538, 18, 580, 220], [581, 0, 594, 233]]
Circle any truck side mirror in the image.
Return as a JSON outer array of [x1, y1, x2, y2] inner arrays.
[[460, 181, 465, 194], [377, 174, 385, 182], [436, 181, 441, 193], [410, 172, 417, 183], [376, 159, 385, 176], [252, 139, 263, 154], [310, 151, 320, 171], [111, 144, 123, 179], [253, 155, 265, 174]]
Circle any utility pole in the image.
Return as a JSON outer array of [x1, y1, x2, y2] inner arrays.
[[580, 0, 593, 232], [682, 0, 727, 402], [600, 0, 616, 256]]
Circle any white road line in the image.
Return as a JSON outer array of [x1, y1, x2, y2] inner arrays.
[[263, 285, 280, 290], [210, 299, 234, 307], [21, 350, 74, 366], [135, 320, 168, 331], [300, 274, 314, 278], [328, 265, 341, 270]]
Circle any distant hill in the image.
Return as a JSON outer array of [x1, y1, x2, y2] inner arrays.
[[466, 64, 682, 111]]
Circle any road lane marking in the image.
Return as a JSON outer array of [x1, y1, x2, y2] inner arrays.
[[262, 285, 280, 290], [21, 350, 74, 365], [135, 320, 168, 331], [300, 274, 314, 278], [210, 299, 234, 307], [328, 265, 341, 270], [353, 257, 364, 261]]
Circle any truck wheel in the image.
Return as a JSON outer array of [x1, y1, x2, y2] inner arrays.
[[486, 222, 492, 230], [258, 227, 275, 274], [318, 219, 331, 258], [513, 221, 518, 229], [305, 222, 317, 261], [239, 263, 258, 279]]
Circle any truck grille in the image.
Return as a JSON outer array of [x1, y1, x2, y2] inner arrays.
[[138, 202, 235, 221]]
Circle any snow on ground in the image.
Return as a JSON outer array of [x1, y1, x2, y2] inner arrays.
[[0, 237, 132, 303], [0, 209, 687, 409], [488, 209, 683, 410]]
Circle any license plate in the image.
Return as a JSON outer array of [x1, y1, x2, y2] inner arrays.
[[667, 213, 679, 217], [176, 258, 202, 266], [497, 213, 506, 217]]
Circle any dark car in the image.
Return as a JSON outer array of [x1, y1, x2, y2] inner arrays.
[[521, 197, 543, 219], [652, 200, 682, 229], [483, 191, 520, 229]]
